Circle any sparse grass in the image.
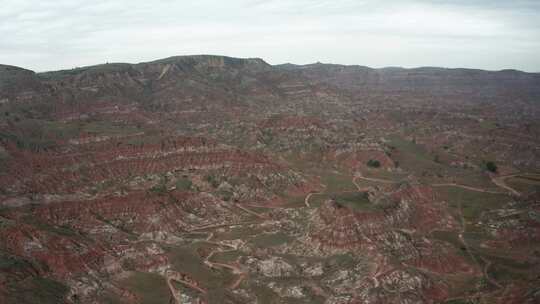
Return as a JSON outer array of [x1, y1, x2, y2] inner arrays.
[[432, 230, 462, 249], [166, 243, 235, 294], [250, 283, 279, 304], [211, 250, 241, 263], [386, 135, 443, 173], [5, 277, 69, 304], [506, 174, 540, 194], [284, 151, 355, 192], [331, 191, 374, 211], [324, 253, 357, 271], [444, 274, 483, 299], [119, 271, 170, 304], [362, 168, 407, 182], [175, 177, 193, 191], [436, 187, 510, 221], [0, 253, 33, 273], [306, 192, 329, 208], [489, 262, 532, 282], [478, 120, 498, 130], [250, 232, 292, 247], [215, 225, 261, 241], [319, 171, 355, 192], [82, 120, 140, 136]]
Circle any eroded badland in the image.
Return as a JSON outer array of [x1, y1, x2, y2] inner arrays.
[[0, 55, 540, 303]]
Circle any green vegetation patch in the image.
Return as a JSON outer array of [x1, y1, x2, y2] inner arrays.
[[211, 250, 241, 264], [386, 135, 444, 178], [119, 271, 170, 304], [483, 161, 497, 173], [436, 187, 509, 221], [366, 159, 381, 168], [5, 277, 69, 304], [175, 177, 193, 191], [331, 191, 374, 211], [166, 243, 235, 294], [506, 174, 540, 194], [250, 232, 292, 247]]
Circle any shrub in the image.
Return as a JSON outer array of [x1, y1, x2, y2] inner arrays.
[[205, 175, 220, 188], [485, 161, 497, 173], [366, 159, 381, 168]]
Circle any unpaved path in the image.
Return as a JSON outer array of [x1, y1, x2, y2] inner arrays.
[[233, 203, 267, 219], [354, 172, 400, 184], [304, 192, 320, 207], [432, 183, 504, 194], [189, 221, 258, 232], [490, 174, 523, 196], [354, 171, 513, 195], [166, 269, 207, 304], [203, 234, 246, 290]]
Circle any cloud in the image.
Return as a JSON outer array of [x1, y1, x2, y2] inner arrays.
[[0, 0, 539, 72]]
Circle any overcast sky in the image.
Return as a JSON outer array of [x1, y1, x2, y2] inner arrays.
[[1, 0, 539, 72]]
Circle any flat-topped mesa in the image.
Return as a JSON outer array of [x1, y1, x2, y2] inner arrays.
[[145, 55, 270, 70], [37, 55, 270, 84]]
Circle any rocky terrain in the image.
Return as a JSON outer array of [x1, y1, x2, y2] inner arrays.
[[0, 55, 539, 303]]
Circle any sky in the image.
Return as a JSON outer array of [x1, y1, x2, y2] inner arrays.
[[1, 0, 539, 72]]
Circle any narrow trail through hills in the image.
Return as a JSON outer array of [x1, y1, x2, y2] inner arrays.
[[166, 269, 207, 304], [431, 183, 504, 194], [354, 171, 526, 196], [166, 202, 264, 303], [166, 169, 529, 302], [489, 172, 540, 197]]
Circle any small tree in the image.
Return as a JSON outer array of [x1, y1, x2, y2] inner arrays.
[[367, 159, 381, 168], [485, 161, 497, 173]]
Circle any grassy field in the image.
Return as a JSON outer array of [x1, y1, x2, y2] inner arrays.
[[306, 191, 375, 211], [505, 174, 540, 194], [4, 277, 69, 304], [118, 272, 170, 304], [250, 232, 292, 247], [361, 168, 407, 182], [284, 151, 356, 193], [330, 191, 374, 211], [435, 187, 510, 221], [386, 135, 443, 174], [211, 250, 241, 263], [166, 243, 235, 297], [385, 135, 499, 189]]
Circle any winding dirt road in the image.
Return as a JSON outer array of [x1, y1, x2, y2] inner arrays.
[[431, 183, 504, 194], [166, 269, 207, 304], [490, 174, 525, 196], [354, 172, 401, 184], [203, 234, 247, 289], [354, 170, 526, 196]]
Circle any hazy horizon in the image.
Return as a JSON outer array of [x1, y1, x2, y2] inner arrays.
[[5, 54, 540, 75], [1, 0, 540, 72]]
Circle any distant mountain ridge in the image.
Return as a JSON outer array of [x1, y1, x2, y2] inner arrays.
[[1, 54, 539, 117]]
